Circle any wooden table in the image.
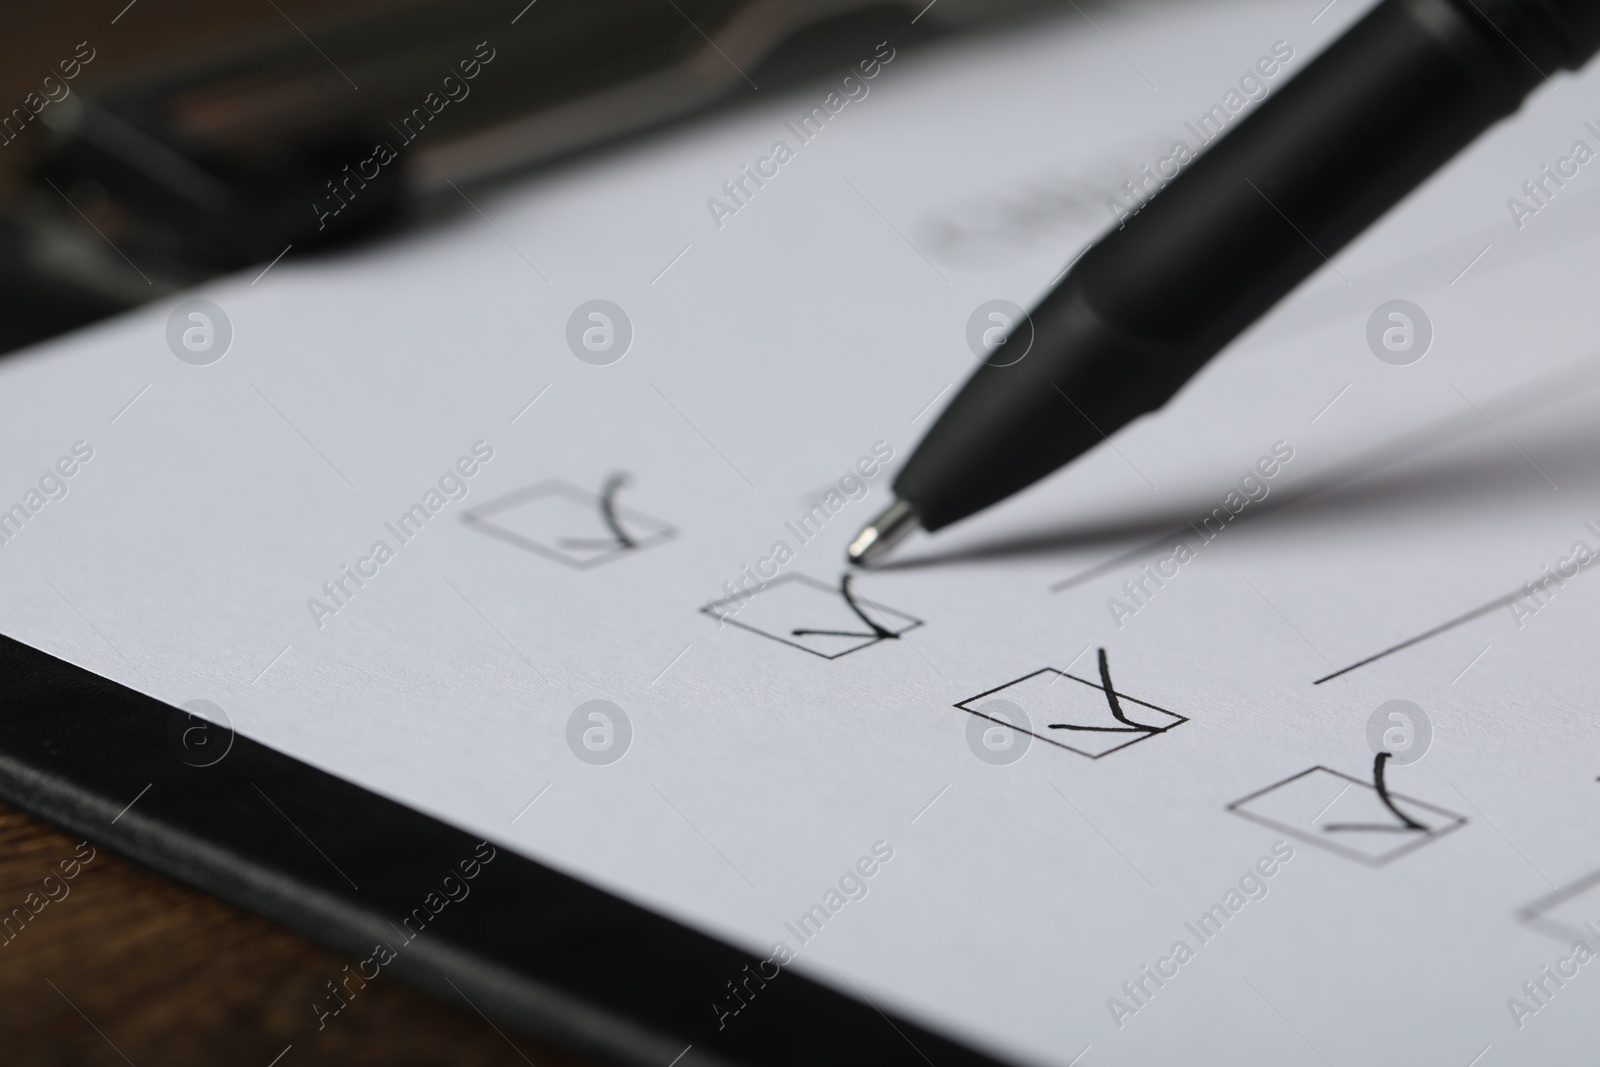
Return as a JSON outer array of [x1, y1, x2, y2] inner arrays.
[[0, 803, 592, 1066]]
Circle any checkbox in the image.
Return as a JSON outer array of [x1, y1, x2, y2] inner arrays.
[[955, 667, 1186, 759], [463, 478, 674, 570], [1521, 868, 1600, 943], [701, 573, 921, 659], [1226, 765, 1466, 866]]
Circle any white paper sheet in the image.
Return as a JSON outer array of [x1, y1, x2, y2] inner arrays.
[[7, 1, 1600, 1062]]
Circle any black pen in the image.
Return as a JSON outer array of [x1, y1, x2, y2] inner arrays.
[[849, 0, 1600, 566]]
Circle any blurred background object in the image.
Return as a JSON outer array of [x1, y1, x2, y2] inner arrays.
[[1, 0, 1065, 354]]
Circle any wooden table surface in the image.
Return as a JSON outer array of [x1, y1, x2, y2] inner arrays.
[[0, 803, 595, 1066], [0, 4, 596, 1063]]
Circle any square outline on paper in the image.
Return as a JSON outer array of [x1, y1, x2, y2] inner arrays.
[[954, 667, 1188, 759], [699, 573, 923, 660], [1225, 765, 1467, 868], [1520, 868, 1600, 943], [461, 479, 675, 570]]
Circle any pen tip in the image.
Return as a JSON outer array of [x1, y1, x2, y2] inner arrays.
[[847, 498, 921, 567]]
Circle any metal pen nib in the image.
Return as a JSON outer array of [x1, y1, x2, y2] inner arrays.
[[847, 498, 921, 567]]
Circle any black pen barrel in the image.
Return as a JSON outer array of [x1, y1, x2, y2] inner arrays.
[[894, 0, 1600, 532]]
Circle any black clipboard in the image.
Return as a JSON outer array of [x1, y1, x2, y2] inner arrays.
[[0, 632, 1011, 1066]]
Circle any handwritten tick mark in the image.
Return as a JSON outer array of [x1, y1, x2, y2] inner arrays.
[[792, 573, 897, 640]]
